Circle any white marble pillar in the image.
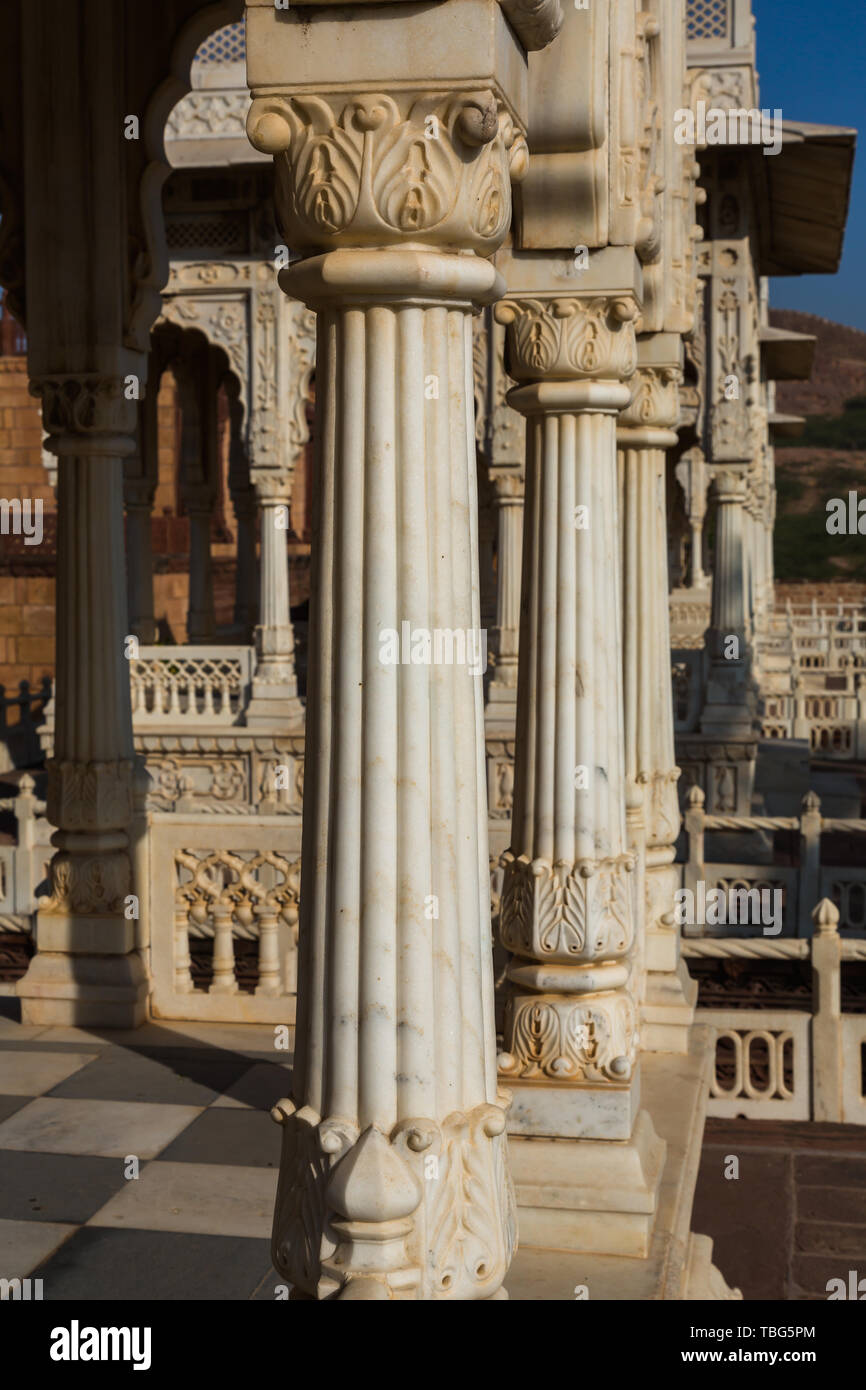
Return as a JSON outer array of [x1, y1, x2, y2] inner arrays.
[[246, 476, 303, 726], [703, 468, 751, 711], [17, 376, 146, 1025], [486, 468, 524, 722], [698, 469, 758, 812], [618, 346, 696, 1053], [245, 0, 553, 1295], [493, 258, 665, 1257]]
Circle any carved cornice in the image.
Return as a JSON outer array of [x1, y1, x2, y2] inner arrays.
[[494, 296, 638, 382], [247, 91, 528, 256]]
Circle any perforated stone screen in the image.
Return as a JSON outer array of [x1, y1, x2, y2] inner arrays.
[[195, 19, 246, 65], [686, 0, 730, 41]]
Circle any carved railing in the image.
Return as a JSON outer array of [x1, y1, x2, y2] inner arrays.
[[682, 787, 866, 937], [144, 813, 302, 1023], [130, 646, 254, 725], [684, 908, 866, 1124]]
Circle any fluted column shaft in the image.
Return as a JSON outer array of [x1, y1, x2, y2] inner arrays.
[[246, 477, 302, 725], [246, 56, 535, 1297], [494, 292, 641, 1141], [488, 473, 524, 701], [618, 357, 695, 1051], [699, 469, 758, 760], [18, 377, 146, 1025], [710, 472, 748, 643]]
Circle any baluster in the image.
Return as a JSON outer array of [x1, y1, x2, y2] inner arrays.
[[255, 902, 281, 996], [210, 901, 238, 994], [174, 898, 194, 994], [203, 670, 216, 718], [168, 671, 181, 717]]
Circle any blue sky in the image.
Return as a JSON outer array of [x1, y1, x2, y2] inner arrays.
[[752, 0, 865, 329]]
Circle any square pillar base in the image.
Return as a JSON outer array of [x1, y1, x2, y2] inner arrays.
[[485, 682, 518, 725], [505, 1068, 640, 1141], [16, 950, 149, 1028], [508, 1109, 666, 1258], [246, 686, 305, 730], [642, 960, 698, 1053]]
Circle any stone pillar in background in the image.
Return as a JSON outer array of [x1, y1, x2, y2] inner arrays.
[[618, 340, 696, 1053], [494, 248, 665, 1258], [697, 468, 759, 811], [226, 379, 258, 641], [246, 476, 303, 727], [478, 310, 526, 726], [18, 376, 146, 1026], [14, 0, 151, 1027], [486, 468, 524, 720], [675, 446, 709, 591], [175, 348, 217, 644], [246, 286, 314, 727], [245, 0, 561, 1300]]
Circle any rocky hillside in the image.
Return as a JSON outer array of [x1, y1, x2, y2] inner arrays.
[[768, 311, 866, 584]]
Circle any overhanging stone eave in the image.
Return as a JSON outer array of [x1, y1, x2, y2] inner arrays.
[[759, 324, 816, 381], [752, 122, 856, 277], [769, 411, 806, 440]]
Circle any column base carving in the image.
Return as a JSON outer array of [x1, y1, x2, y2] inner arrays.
[[499, 851, 639, 1138], [507, 1109, 665, 1258], [271, 1095, 515, 1301]]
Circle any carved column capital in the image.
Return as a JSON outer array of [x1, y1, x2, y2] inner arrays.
[[123, 477, 156, 512], [489, 467, 525, 502], [252, 472, 293, 507], [494, 295, 639, 386], [31, 375, 136, 457], [181, 481, 215, 516], [714, 468, 748, 503], [619, 365, 682, 434], [247, 90, 528, 259]]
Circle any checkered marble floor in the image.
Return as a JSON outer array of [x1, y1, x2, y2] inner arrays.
[[0, 1009, 295, 1300]]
